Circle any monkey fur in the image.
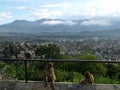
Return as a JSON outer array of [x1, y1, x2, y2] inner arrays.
[[79, 71, 94, 85], [44, 62, 56, 90]]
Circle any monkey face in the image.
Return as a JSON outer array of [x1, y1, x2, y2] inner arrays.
[[85, 71, 91, 77], [48, 62, 53, 67], [46, 62, 53, 69]]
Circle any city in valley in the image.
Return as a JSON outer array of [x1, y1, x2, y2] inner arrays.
[[0, 32, 120, 61]]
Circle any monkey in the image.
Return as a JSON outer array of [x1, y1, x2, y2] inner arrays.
[[44, 62, 56, 90], [79, 71, 94, 85]]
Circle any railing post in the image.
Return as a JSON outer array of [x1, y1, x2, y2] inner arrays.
[[24, 60, 28, 83]]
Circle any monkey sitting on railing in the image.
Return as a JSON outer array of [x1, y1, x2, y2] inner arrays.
[[79, 71, 94, 85], [44, 62, 56, 90]]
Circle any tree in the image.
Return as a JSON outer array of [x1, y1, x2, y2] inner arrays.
[[35, 44, 60, 59], [25, 52, 31, 59], [76, 52, 107, 76], [106, 64, 120, 78], [77, 52, 97, 60], [0, 62, 16, 80], [3, 43, 19, 58]]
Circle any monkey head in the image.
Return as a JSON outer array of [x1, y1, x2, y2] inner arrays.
[[45, 62, 53, 69], [85, 71, 91, 77]]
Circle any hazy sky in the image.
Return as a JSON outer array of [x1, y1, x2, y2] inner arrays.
[[0, 0, 120, 25]]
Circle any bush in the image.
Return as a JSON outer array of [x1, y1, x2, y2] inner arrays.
[[95, 75, 120, 84], [55, 69, 83, 82]]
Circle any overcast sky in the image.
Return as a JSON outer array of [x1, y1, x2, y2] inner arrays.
[[0, 0, 120, 25]]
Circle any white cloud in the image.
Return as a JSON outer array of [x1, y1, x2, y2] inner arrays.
[[73, 0, 120, 19], [30, 9, 51, 19], [0, 12, 12, 25], [42, 20, 63, 25], [43, 4, 61, 8], [0, 12, 12, 19], [81, 19, 111, 26], [17, 6, 64, 20], [42, 20, 76, 25], [30, 9, 63, 20], [43, 2, 72, 9], [49, 11, 64, 17], [99, 0, 120, 11], [6, 0, 33, 3], [63, 2, 72, 9], [17, 6, 33, 11], [17, 6, 27, 10], [73, 8, 120, 20]]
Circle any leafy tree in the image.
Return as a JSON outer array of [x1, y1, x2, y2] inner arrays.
[[60, 54, 73, 59], [35, 44, 60, 59], [9, 44, 19, 56], [76, 52, 107, 76], [77, 52, 97, 60], [0, 62, 16, 80], [3, 43, 19, 58], [106, 64, 120, 78], [25, 52, 31, 59], [3, 46, 11, 58]]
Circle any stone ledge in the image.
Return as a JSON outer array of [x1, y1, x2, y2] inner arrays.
[[0, 80, 120, 90]]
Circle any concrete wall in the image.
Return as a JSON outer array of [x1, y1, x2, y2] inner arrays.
[[0, 81, 120, 90]]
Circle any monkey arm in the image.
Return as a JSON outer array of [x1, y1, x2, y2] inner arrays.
[[44, 76, 48, 88], [90, 74, 94, 84]]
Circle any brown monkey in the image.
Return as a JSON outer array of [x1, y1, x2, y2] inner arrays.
[[44, 62, 56, 90], [79, 71, 94, 84]]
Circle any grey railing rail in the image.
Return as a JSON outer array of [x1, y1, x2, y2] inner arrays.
[[0, 58, 120, 83], [0, 58, 120, 63]]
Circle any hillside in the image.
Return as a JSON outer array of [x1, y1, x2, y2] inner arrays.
[[0, 19, 118, 33]]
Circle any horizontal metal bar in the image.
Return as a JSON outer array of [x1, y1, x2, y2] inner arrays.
[[0, 58, 120, 63]]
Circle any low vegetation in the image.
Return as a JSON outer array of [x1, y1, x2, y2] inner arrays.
[[0, 43, 120, 84]]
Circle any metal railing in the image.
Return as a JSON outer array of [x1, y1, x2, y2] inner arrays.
[[0, 58, 120, 83]]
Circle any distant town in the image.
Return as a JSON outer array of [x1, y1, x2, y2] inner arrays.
[[0, 32, 120, 61]]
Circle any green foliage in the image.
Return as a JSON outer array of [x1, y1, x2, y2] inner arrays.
[[3, 46, 11, 58], [1, 43, 120, 84], [55, 62, 78, 72], [25, 52, 31, 59], [0, 62, 16, 80], [55, 69, 68, 82], [15, 64, 25, 80], [77, 52, 97, 60], [55, 69, 83, 82], [75, 52, 107, 76], [3, 44, 19, 58], [27, 62, 44, 81], [60, 54, 73, 59], [0, 61, 120, 84], [106, 64, 120, 78], [80, 63, 107, 76], [35, 44, 60, 59], [95, 75, 120, 84], [112, 72, 120, 80]]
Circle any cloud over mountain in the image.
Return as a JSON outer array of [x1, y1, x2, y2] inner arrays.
[[81, 19, 111, 26], [0, 18, 119, 34], [42, 20, 76, 25]]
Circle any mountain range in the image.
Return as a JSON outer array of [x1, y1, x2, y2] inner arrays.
[[0, 18, 120, 39], [0, 18, 120, 34]]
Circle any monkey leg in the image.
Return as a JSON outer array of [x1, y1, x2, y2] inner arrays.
[[79, 80, 87, 85], [44, 80, 48, 88], [51, 81, 55, 90]]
